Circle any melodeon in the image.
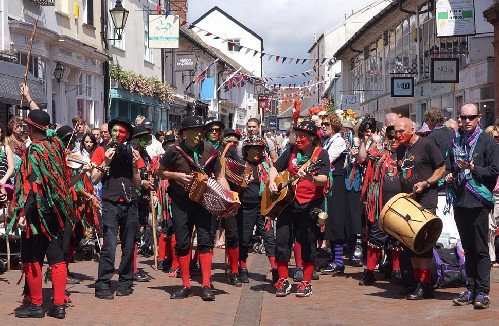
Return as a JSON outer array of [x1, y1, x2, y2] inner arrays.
[[187, 171, 240, 218], [221, 156, 253, 188]]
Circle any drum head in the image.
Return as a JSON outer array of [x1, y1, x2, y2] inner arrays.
[[413, 217, 443, 254]]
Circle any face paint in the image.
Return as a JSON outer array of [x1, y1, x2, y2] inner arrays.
[[138, 135, 152, 148], [246, 146, 263, 162], [185, 127, 202, 145], [111, 125, 128, 144], [296, 132, 311, 150], [207, 129, 220, 142], [396, 132, 412, 145]]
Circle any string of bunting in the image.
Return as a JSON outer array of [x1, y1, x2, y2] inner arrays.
[[152, 8, 337, 67]]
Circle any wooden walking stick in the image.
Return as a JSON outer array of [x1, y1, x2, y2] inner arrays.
[[20, 19, 38, 108], [150, 191, 158, 270], [4, 207, 10, 271]]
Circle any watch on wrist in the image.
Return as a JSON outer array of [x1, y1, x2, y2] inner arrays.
[[425, 180, 431, 188]]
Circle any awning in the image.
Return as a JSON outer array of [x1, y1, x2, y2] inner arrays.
[[110, 88, 168, 108], [0, 60, 47, 106]]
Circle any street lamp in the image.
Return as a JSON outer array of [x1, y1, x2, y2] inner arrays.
[[53, 62, 65, 82], [109, 0, 129, 40]]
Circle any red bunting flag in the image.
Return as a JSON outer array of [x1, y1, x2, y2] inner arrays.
[[156, 5, 162, 14], [253, 50, 258, 57], [275, 56, 280, 62], [180, 20, 188, 26]]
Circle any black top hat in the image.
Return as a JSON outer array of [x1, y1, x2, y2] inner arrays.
[[179, 115, 204, 132], [132, 124, 151, 139], [205, 117, 225, 130], [56, 125, 74, 141], [293, 120, 319, 138], [141, 119, 153, 130], [108, 116, 134, 139], [223, 128, 241, 140], [162, 134, 176, 146], [243, 135, 266, 148], [25, 110, 51, 131]]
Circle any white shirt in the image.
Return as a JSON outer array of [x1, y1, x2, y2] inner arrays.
[[323, 133, 346, 163], [146, 136, 165, 159]]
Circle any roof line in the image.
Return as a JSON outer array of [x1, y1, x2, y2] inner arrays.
[[191, 6, 263, 42]]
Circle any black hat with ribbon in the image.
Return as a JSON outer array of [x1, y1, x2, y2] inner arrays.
[[293, 120, 319, 138], [224, 128, 241, 140], [25, 110, 51, 131], [108, 116, 134, 139], [56, 125, 74, 141], [179, 115, 204, 132], [162, 134, 176, 146], [242, 135, 266, 148], [132, 124, 151, 139], [205, 117, 225, 130]]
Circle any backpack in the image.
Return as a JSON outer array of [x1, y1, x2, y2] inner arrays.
[[137, 226, 154, 257], [431, 243, 466, 289]]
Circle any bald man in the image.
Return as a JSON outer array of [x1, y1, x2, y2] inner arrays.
[[385, 112, 399, 127], [394, 117, 445, 300], [445, 103, 499, 309]]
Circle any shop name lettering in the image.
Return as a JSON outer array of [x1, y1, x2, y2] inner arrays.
[[149, 36, 179, 41], [437, 65, 454, 75], [176, 58, 194, 67], [24, 37, 46, 49], [395, 82, 412, 90]]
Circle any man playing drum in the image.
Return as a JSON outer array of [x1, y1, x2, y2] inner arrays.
[[394, 117, 445, 300], [445, 103, 499, 309], [156, 116, 231, 301]]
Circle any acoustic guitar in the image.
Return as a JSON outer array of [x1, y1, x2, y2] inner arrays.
[[261, 161, 322, 218]]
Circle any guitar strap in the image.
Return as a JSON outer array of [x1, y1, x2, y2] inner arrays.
[[290, 146, 322, 171]]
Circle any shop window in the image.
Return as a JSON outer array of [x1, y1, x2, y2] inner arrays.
[[144, 6, 153, 62], [480, 87, 494, 101], [17, 54, 45, 80], [479, 101, 495, 128]]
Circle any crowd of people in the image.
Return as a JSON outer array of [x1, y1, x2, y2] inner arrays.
[[1, 84, 498, 319]]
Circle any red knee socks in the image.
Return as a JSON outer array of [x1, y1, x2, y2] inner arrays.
[[23, 262, 43, 305], [133, 243, 138, 273], [293, 242, 303, 268], [276, 261, 288, 280], [302, 262, 314, 283], [158, 234, 166, 261], [268, 256, 277, 269], [420, 268, 431, 283], [366, 247, 381, 272], [239, 259, 247, 270], [227, 247, 239, 274], [178, 255, 191, 288], [392, 250, 400, 271], [199, 252, 212, 287], [50, 263, 67, 306]]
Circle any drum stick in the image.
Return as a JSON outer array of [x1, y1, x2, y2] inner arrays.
[[150, 189, 158, 270], [4, 207, 10, 271]]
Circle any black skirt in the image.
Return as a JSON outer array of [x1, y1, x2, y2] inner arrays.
[[324, 174, 349, 242]]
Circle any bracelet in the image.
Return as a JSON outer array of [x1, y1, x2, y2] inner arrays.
[[29, 99, 33, 105], [87, 195, 94, 202], [425, 180, 431, 188]]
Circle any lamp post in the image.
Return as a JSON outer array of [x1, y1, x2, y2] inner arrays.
[[103, 0, 129, 122], [53, 62, 64, 82]]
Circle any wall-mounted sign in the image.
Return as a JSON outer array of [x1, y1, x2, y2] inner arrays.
[[258, 94, 269, 109], [431, 58, 460, 83], [268, 116, 277, 129], [436, 0, 476, 37], [341, 94, 360, 108], [175, 53, 196, 71], [148, 14, 180, 49], [391, 77, 414, 97]]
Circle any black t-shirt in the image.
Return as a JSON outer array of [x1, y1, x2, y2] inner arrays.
[[274, 146, 330, 177], [241, 161, 261, 204], [396, 137, 444, 209], [427, 126, 455, 171], [381, 151, 402, 206]]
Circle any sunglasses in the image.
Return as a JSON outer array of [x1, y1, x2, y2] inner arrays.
[[386, 133, 396, 140], [321, 122, 331, 127], [458, 114, 479, 121], [226, 140, 238, 144], [208, 128, 221, 132]]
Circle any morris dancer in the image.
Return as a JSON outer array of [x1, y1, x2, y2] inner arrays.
[[445, 103, 499, 309], [237, 136, 277, 283], [11, 88, 90, 319], [268, 121, 330, 297], [157, 116, 231, 300]]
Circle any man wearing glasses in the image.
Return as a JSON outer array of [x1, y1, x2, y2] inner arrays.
[[445, 103, 499, 309]]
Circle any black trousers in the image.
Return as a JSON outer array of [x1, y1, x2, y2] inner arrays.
[[236, 202, 276, 260], [454, 206, 491, 294], [170, 194, 213, 256], [62, 220, 85, 264], [275, 199, 321, 263], [210, 214, 239, 249], [95, 200, 139, 291]]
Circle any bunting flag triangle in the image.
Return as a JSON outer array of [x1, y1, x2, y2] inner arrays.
[[296, 59, 300, 64], [214, 36, 220, 39], [275, 56, 280, 62], [260, 52, 266, 58], [156, 4, 162, 14], [302, 59, 307, 64], [321, 58, 327, 64], [267, 55, 273, 61], [288, 58, 293, 64], [245, 48, 251, 54], [188, 24, 195, 29], [282, 57, 287, 63], [205, 32, 212, 36], [180, 20, 188, 26], [253, 50, 258, 56]]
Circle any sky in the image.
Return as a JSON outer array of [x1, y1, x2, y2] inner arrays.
[[187, 0, 377, 82]]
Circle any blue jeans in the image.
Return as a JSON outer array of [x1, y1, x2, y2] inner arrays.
[[95, 200, 139, 291]]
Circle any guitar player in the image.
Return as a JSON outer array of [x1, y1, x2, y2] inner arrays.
[[268, 121, 330, 298]]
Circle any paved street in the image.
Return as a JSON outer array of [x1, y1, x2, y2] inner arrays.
[[1, 248, 498, 326]]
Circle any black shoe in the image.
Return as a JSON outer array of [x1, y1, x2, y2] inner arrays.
[[115, 287, 134, 297], [390, 270, 403, 285], [170, 286, 192, 299], [407, 282, 433, 300], [227, 273, 242, 287], [133, 272, 151, 282], [399, 283, 418, 296], [239, 268, 249, 283], [317, 247, 332, 259], [95, 288, 114, 300], [201, 286, 215, 301], [47, 305, 65, 319], [359, 269, 376, 286], [15, 304, 45, 318], [321, 262, 345, 275], [271, 268, 279, 284]]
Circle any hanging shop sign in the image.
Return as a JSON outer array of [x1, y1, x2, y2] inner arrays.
[[258, 94, 269, 110], [148, 14, 180, 49], [431, 58, 460, 83], [391, 77, 414, 98], [175, 53, 196, 71], [436, 0, 476, 37]]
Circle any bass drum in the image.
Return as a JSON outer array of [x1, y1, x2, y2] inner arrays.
[[378, 193, 443, 254]]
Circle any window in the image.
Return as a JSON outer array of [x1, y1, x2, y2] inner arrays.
[[144, 7, 153, 62], [17, 53, 45, 80], [78, 73, 93, 97], [228, 39, 241, 52], [83, 0, 94, 26], [109, 0, 125, 50], [55, 0, 70, 14]]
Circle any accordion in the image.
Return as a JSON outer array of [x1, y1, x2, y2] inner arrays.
[[187, 172, 240, 218], [221, 157, 253, 188]]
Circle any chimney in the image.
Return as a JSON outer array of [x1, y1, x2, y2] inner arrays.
[[170, 0, 188, 22]]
